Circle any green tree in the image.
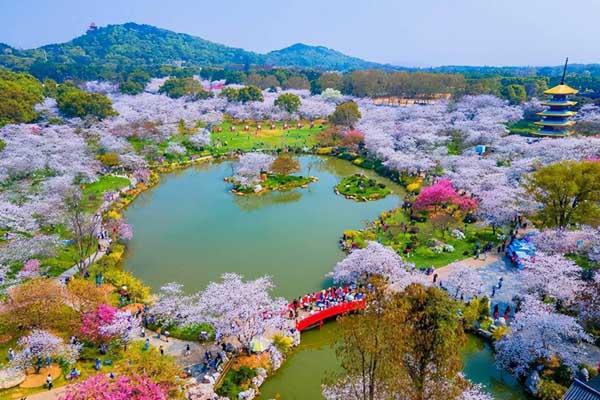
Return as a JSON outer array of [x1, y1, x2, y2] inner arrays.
[[329, 101, 361, 127], [237, 85, 263, 103], [56, 83, 116, 119], [317, 72, 344, 91], [274, 93, 301, 113], [283, 75, 310, 90], [329, 283, 466, 400], [501, 84, 527, 104], [0, 68, 44, 126], [524, 160, 600, 228], [158, 77, 212, 99]]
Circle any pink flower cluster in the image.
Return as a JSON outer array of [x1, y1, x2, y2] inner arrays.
[[61, 374, 167, 400], [414, 179, 478, 213]]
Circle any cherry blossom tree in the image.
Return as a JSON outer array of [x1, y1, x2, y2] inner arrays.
[[414, 179, 477, 214], [520, 253, 584, 304], [232, 152, 275, 186], [61, 373, 168, 400], [81, 304, 137, 345], [444, 264, 484, 300], [495, 296, 591, 377], [194, 273, 287, 350], [149, 282, 199, 327], [332, 241, 409, 284], [17, 259, 41, 280], [12, 330, 78, 371]]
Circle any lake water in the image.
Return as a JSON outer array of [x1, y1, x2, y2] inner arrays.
[[124, 155, 527, 399]]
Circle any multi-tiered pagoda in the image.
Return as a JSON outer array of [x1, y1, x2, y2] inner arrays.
[[535, 58, 578, 137]]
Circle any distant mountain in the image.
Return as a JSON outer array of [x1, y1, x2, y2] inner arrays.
[[265, 43, 386, 71], [0, 22, 391, 79]]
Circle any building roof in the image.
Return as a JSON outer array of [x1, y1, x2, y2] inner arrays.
[[563, 378, 600, 400], [537, 110, 576, 117], [545, 84, 579, 95], [535, 120, 576, 127], [541, 100, 578, 107]]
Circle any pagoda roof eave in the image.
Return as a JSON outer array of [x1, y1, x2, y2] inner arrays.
[[544, 84, 579, 95], [534, 121, 576, 127], [541, 101, 577, 106]]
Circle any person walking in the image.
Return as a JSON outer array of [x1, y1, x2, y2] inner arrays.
[[159, 345, 164, 356], [185, 344, 191, 357], [144, 338, 150, 351], [46, 374, 53, 390]]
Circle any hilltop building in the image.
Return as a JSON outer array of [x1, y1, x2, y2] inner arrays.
[[535, 58, 578, 137]]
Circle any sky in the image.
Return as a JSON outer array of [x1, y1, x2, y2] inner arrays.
[[0, 0, 599, 67]]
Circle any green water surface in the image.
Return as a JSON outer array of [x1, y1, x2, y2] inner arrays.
[[124, 155, 527, 399]]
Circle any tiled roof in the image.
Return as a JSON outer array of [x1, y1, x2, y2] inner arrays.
[[564, 379, 600, 400]]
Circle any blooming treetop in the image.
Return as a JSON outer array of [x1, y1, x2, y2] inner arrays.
[[12, 329, 78, 370], [332, 241, 408, 284], [149, 282, 200, 327], [194, 273, 287, 349], [61, 373, 168, 400], [444, 264, 484, 300], [233, 152, 275, 186], [414, 179, 478, 214], [495, 296, 591, 377], [520, 253, 584, 303], [81, 304, 137, 344], [332, 241, 430, 290]]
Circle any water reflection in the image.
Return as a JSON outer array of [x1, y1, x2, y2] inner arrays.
[[233, 190, 304, 211]]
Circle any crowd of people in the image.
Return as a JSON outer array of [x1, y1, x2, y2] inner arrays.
[[288, 283, 366, 319]]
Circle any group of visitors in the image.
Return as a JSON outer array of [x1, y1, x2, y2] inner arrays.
[[288, 284, 365, 319]]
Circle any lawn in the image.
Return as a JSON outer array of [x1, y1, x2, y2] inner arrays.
[[81, 175, 131, 211], [336, 174, 391, 201], [210, 119, 327, 154], [508, 119, 539, 136], [343, 208, 499, 268]]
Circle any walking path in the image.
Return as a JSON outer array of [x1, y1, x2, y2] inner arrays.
[[57, 250, 105, 282], [23, 329, 210, 400]]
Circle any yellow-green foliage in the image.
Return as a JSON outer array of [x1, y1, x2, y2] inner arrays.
[[316, 147, 333, 155], [272, 333, 294, 354], [103, 269, 150, 303], [536, 379, 567, 400], [491, 325, 510, 341]]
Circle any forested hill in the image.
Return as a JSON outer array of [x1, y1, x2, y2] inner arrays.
[[265, 43, 385, 71], [0, 23, 390, 80]]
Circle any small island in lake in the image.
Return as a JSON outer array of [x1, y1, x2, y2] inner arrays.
[[227, 152, 316, 195], [335, 174, 391, 201]]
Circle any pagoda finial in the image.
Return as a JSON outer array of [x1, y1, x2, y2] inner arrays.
[[560, 57, 569, 85]]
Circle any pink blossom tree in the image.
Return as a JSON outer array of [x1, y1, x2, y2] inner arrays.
[[61, 374, 168, 400], [81, 304, 137, 345], [414, 179, 477, 214]]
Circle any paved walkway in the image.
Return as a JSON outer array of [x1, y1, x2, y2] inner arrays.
[[433, 254, 525, 313], [21, 329, 209, 400]]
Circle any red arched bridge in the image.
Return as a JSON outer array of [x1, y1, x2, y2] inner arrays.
[[289, 286, 366, 332]]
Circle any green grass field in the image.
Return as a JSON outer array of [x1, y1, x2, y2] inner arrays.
[[81, 175, 131, 210], [344, 208, 499, 268], [508, 119, 539, 136], [210, 120, 327, 154]]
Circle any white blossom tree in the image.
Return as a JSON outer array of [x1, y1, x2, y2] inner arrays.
[[194, 273, 287, 351], [495, 296, 591, 377]]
